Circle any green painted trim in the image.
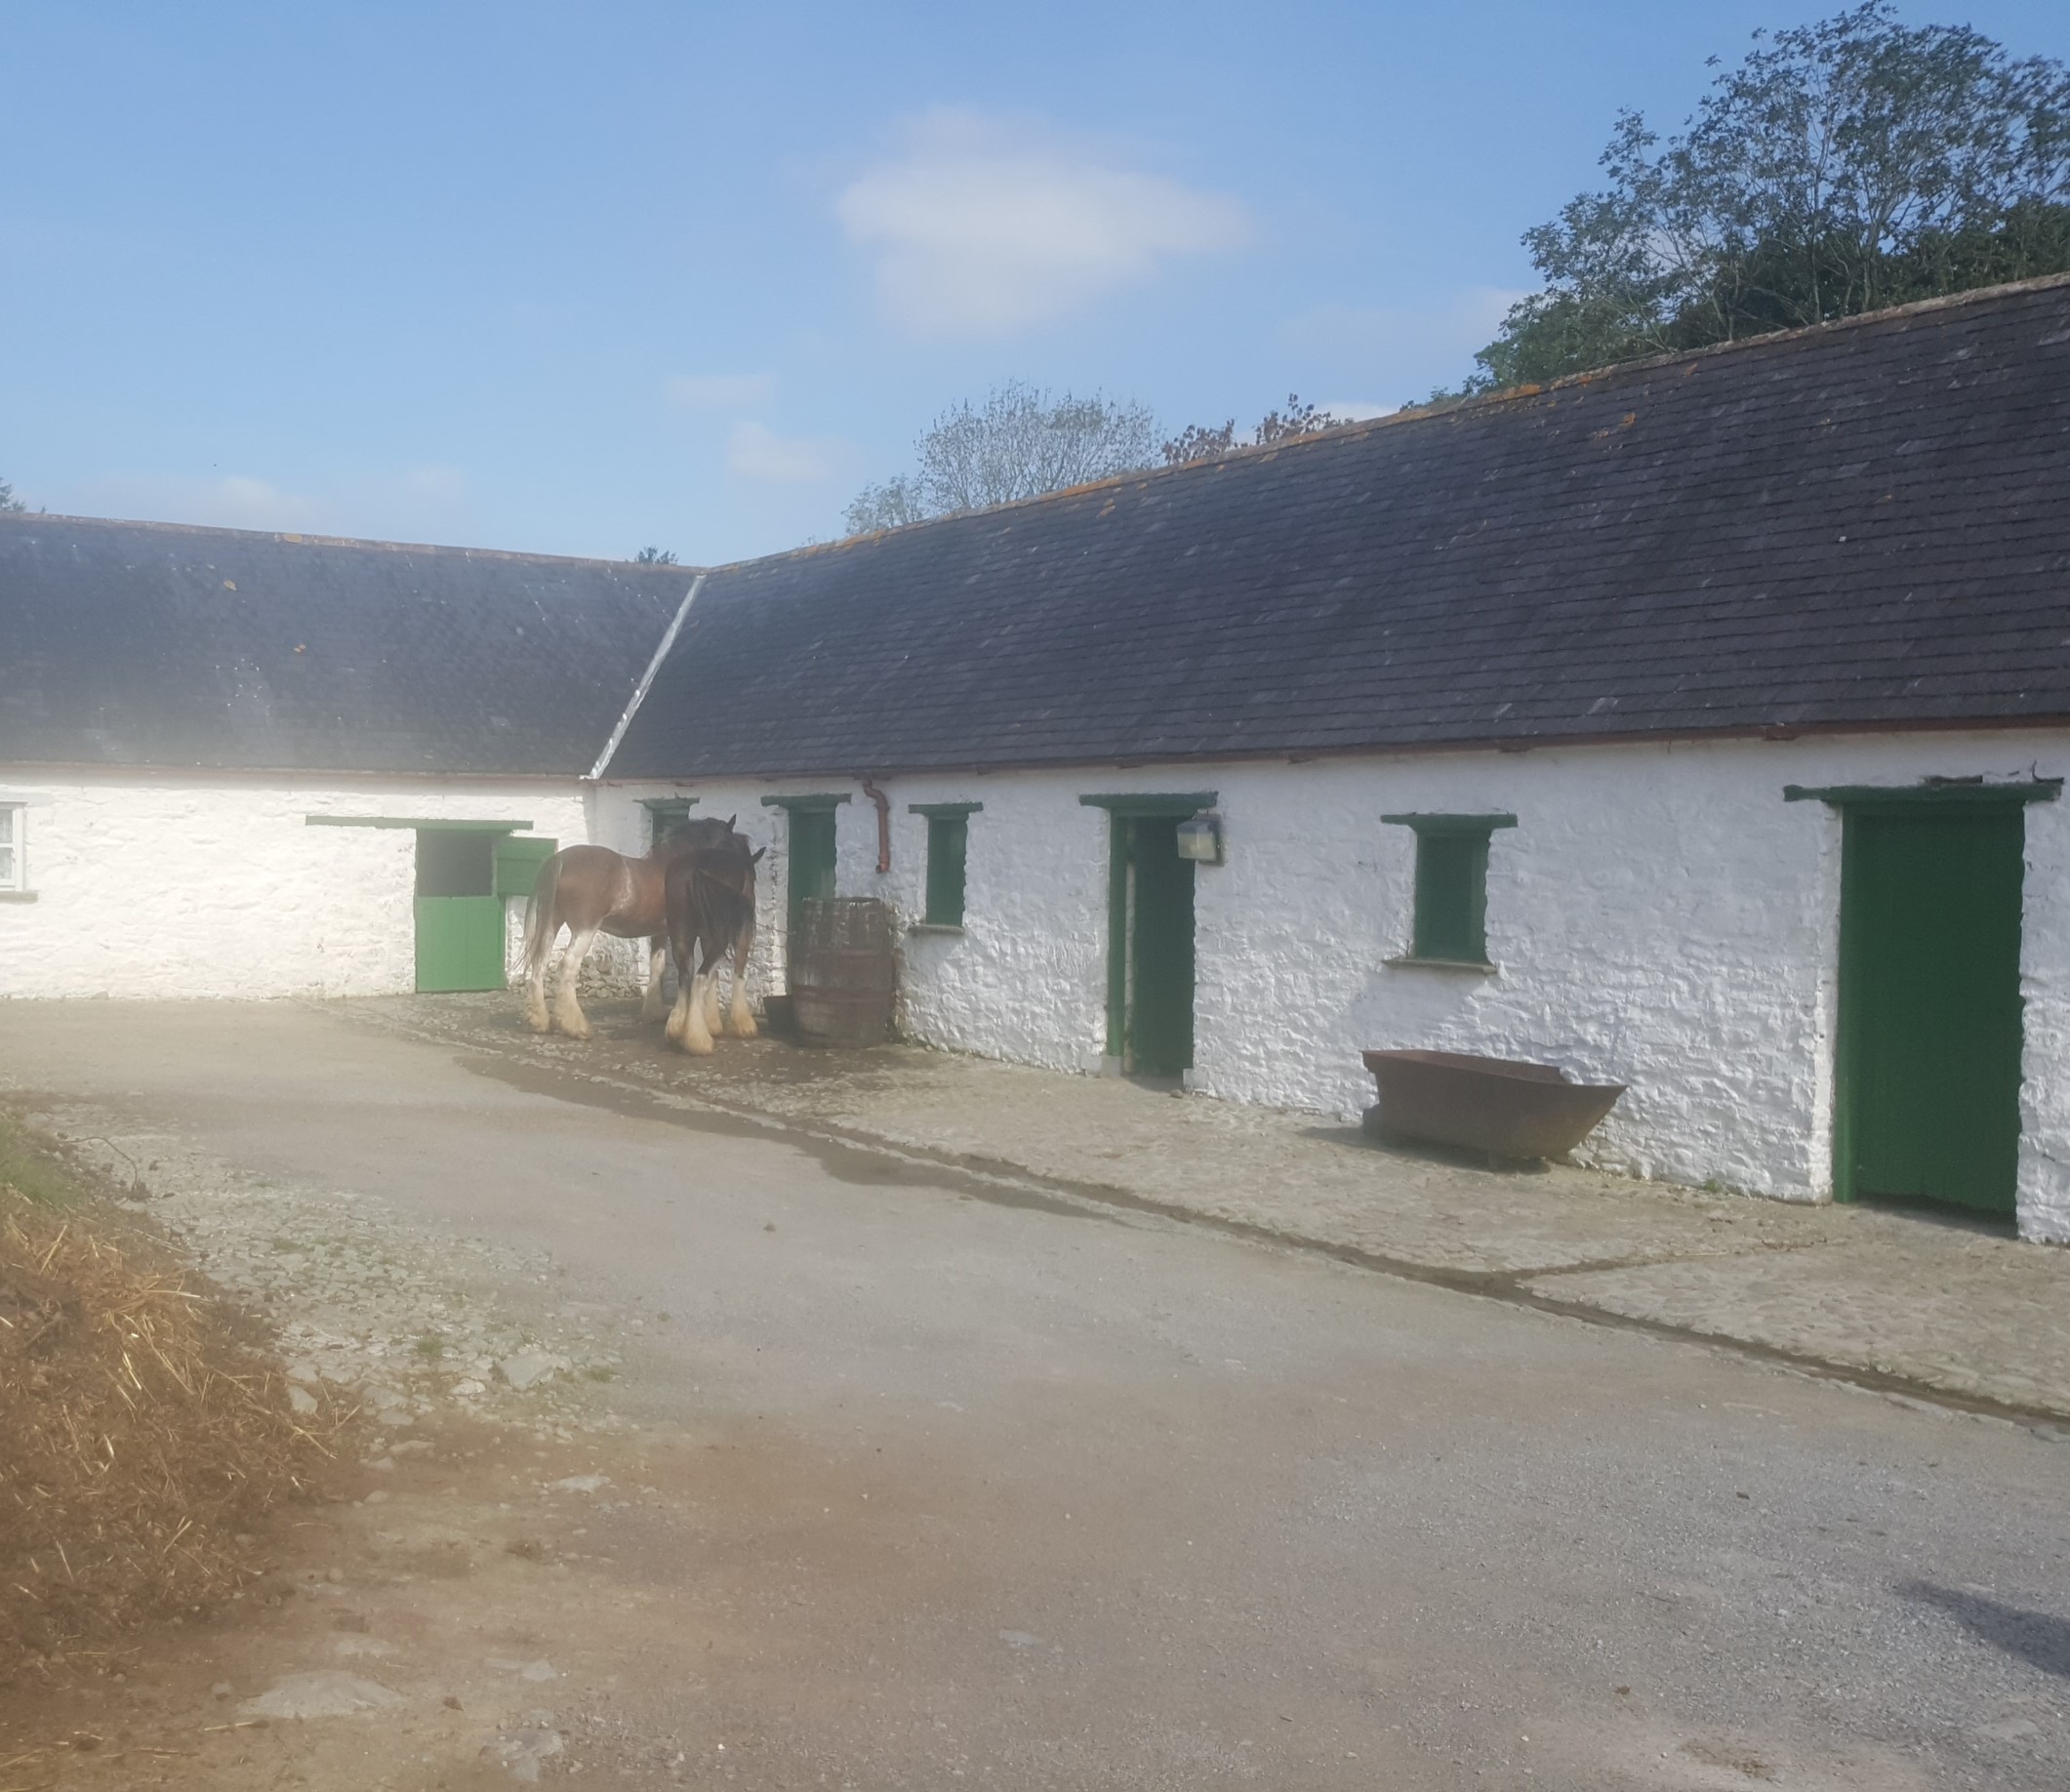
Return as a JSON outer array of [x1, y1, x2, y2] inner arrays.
[[1379, 812, 1519, 833], [1383, 955, 1497, 973], [760, 793, 852, 812], [1785, 781, 2060, 807], [908, 801, 984, 817], [1105, 815, 1128, 1058], [1078, 792, 1217, 816], [306, 815, 530, 832]]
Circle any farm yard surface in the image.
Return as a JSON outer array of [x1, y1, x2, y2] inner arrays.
[[1, 998, 2067, 1792], [369, 992, 2070, 1426]]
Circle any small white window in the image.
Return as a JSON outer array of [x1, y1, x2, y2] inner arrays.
[[0, 804, 23, 893]]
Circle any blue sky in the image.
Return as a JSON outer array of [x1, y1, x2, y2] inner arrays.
[[5, 1, 2067, 564]]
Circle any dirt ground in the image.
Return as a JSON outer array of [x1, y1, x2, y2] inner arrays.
[[1, 998, 2065, 1792]]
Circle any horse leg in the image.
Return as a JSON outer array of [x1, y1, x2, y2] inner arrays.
[[640, 937, 669, 1020], [727, 924, 758, 1039], [522, 941, 552, 1034], [703, 957, 724, 1036], [674, 964, 715, 1056], [553, 925, 600, 1039]]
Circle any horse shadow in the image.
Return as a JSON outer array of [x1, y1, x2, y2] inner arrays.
[[1897, 1580, 2070, 1679]]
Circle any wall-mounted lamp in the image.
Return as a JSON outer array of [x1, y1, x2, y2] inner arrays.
[[1176, 808, 1225, 865]]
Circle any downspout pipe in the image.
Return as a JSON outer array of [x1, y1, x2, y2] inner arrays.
[[862, 777, 892, 873], [588, 572, 706, 782]]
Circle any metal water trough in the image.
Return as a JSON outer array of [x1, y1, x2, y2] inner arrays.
[[1360, 1049, 1625, 1161]]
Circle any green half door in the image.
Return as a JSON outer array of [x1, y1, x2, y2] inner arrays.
[[1836, 805, 2025, 1215], [787, 808, 838, 945], [1109, 815, 1197, 1078], [413, 830, 507, 993]]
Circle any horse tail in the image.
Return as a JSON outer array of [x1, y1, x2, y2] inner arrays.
[[523, 851, 563, 977]]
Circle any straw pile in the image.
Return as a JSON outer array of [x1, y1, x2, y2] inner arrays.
[[1, 1143, 330, 1684]]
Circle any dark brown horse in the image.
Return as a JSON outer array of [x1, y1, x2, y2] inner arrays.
[[662, 831, 762, 1055], [522, 818, 738, 1039]]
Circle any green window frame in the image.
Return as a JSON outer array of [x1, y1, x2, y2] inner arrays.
[[911, 802, 982, 929], [1382, 813, 1517, 968], [642, 796, 699, 851]]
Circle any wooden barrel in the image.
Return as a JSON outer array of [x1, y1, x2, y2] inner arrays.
[[791, 898, 896, 1046]]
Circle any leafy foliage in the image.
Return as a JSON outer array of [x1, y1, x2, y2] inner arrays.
[[1161, 395, 1351, 466], [0, 479, 23, 514], [631, 546, 678, 565], [1471, 3, 2070, 389], [844, 382, 1157, 535]]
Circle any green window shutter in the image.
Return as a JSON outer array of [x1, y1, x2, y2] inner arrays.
[[1413, 831, 1488, 961], [1382, 814, 1515, 966], [493, 835, 557, 899], [924, 815, 968, 926]]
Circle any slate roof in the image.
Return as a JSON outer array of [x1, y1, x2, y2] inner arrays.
[[609, 274, 2070, 781], [0, 517, 692, 775]]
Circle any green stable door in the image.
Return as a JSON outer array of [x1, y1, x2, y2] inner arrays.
[[1837, 805, 2026, 1216], [413, 830, 507, 993], [787, 808, 838, 945], [1108, 814, 1197, 1079]]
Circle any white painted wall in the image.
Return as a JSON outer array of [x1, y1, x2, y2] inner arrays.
[[602, 727, 2070, 1242], [0, 771, 614, 1001]]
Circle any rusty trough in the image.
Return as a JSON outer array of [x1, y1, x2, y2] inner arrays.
[[1360, 1049, 1625, 1161]]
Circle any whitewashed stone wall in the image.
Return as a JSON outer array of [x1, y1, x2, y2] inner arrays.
[[603, 727, 2070, 1242], [0, 771, 608, 1001]]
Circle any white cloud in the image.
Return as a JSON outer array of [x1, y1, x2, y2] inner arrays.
[[1314, 399, 1397, 422], [836, 108, 1250, 336], [666, 373, 776, 410], [726, 421, 841, 483]]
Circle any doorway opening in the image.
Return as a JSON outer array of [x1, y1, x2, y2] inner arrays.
[[413, 829, 506, 993], [1087, 795, 1210, 1079], [1833, 796, 2039, 1217]]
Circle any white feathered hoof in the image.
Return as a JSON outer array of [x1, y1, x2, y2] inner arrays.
[[522, 992, 550, 1033]]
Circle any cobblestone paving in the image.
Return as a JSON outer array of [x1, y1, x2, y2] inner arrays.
[[346, 993, 2070, 1424]]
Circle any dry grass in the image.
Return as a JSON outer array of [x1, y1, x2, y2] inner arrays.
[[0, 1119, 336, 1685]]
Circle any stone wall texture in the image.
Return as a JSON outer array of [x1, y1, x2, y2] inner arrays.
[[0, 772, 604, 1001], [606, 729, 2070, 1242]]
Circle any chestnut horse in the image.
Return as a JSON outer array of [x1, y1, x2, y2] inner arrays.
[[663, 831, 763, 1056], [522, 818, 741, 1039]]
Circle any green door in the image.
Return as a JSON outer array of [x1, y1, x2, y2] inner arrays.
[[1110, 815, 1196, 1077], [1836, 806, 2025, 1215], [787, 808, 838, 944], [413, 830, 507, 993]]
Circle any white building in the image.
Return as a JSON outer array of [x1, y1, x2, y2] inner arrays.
[[0, 518, 687, 999], [592, 279, 2070, 1242], [8, 277, 2070, 1241]]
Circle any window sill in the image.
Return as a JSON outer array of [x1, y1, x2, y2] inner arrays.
[[0, 890, 37, 903], [1384, 954, 1495, 974], [908, 921, 966, 936]]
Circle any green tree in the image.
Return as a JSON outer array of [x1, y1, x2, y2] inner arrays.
[[0, 479, 24, 513], [1161, 395, 1350, 466], [845, 382, 1157, 536], [1470, 3, 2070, 390], [631, 546, 678, 565]]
